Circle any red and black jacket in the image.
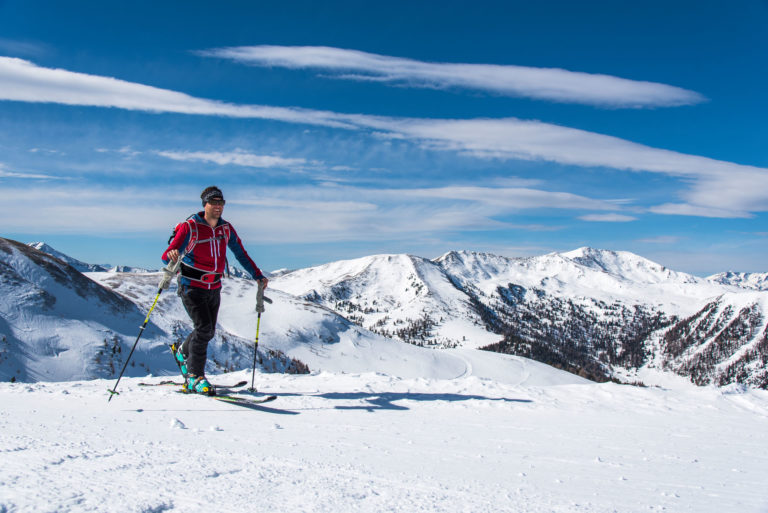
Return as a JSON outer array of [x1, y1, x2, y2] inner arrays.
[[162, 212, 265, 290]]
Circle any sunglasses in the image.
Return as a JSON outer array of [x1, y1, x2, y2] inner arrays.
[[207, 199, 226, 206]]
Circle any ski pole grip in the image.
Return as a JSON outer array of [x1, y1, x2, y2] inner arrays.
[[256, 279, 266, 313], [158, 252, 185, 290]]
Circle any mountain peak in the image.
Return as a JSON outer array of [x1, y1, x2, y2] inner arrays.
[[26, 242, 109, 273], [707, 271, 768, 291], [557, 246, 698, 285]]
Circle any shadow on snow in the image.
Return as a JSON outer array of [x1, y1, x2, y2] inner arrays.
[[276, 391, 533, 412]]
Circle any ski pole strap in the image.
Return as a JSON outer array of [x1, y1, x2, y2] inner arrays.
[[158, 248, 188, 289], [256, 280, 267, 313]]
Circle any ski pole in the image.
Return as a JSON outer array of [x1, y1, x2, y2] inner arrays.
[[249, 279, 272, 392], [107, 253, 184, 401]]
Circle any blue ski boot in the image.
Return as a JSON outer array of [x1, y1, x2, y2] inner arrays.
[[186, 375, 215, 396], [172, 343, 189, 380]]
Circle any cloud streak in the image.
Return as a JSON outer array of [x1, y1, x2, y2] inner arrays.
[[0, 162, 67, 180], [4, 182, 617, 242], [1, 56, 766, 218], [156, 149, 309, 169], [0, 56, 356, 129], [199, 45, 706, 108], [354, 116, 768, 218], [578, 214, 637, 222]]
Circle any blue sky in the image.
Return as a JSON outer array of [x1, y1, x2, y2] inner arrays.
[[1, 0, 766, 275]]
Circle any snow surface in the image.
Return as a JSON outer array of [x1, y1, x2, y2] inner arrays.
[[1, 371, 767, 513], [4, 241, 768, 511]]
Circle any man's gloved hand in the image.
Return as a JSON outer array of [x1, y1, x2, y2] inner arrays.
[[158, 255, 183, 290], [256, 278, 267, 313], [158, 267, 175, 290]]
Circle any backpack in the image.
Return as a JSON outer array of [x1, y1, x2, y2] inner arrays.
[[167, 215, 232, 277], [167, 216, 199, 254]]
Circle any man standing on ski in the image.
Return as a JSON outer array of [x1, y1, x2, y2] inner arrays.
[[162, 186, 268, 395]]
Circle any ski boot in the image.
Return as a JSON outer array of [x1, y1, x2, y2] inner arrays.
[[171, 343, 189, 379], [185, 375, 215, 396]]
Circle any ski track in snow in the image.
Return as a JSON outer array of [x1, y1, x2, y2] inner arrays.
[[1, 372, 767, 513]]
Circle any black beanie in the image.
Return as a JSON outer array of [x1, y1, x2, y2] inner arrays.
[[201, 186, 224, 206]]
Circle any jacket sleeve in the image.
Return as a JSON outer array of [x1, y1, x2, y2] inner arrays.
[[161, 222, 191, 264], [227, 225, 265, 280]]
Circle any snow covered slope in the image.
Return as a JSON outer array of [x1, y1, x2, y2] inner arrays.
[[273, 248, 733, 348], [2, 237, 585, 386], [1, 371, 767, 513], [273, 253, 498, 349], [272, 248, 767, 387], [90, 267, 585, 386], [7, 238, 766, 388], [2, 238, 301, 382], [649, 291, 768, 387], [0, 238, 158, 382], [437, 248, 727, 315], [708, 271, 768, 291]]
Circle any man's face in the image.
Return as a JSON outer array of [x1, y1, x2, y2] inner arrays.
[[204, 198, 225, 219]]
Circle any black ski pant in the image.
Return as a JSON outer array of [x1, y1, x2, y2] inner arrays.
[[179, 285, 221, 376]]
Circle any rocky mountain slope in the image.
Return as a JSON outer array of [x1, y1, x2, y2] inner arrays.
[[0, 238, 304, 382], [16, 237, 767, 388], [4, 237, 586, 386], [272, 248, 768, 388]]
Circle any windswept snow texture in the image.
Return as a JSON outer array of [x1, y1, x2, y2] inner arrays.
[[1, 372, 767, 513]]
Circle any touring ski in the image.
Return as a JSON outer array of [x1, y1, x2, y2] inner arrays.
[[214, 394, 277, 406], [175, 389, 277, 407], [139, 379, 248, 391]]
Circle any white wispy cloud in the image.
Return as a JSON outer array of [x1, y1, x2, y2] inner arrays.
[[199, 45, 706, 108], [0, 56, 356, 129], [0, 38, 49, 58], [636, 236, 682, 244], [648, 203, 752, 219], [0, 163, 67, 180], [355, 116, 768, 218], [402, 185, 617, 212], [1, 57, 766, 218], [156, 149, 309, 169], [4, 182, 615, 242], [578, 214, 637, 222]]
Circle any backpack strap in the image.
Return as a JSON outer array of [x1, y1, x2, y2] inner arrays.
[[183, 217, 198, 254]]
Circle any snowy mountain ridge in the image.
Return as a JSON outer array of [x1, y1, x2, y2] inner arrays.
[[272, 247, 767, 388], [27, 241, 111, 273], [16, 238, 768, 388], [26, 242, 156, 274], [2, 237, 584, 387], [707, 270, 768, 291]]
